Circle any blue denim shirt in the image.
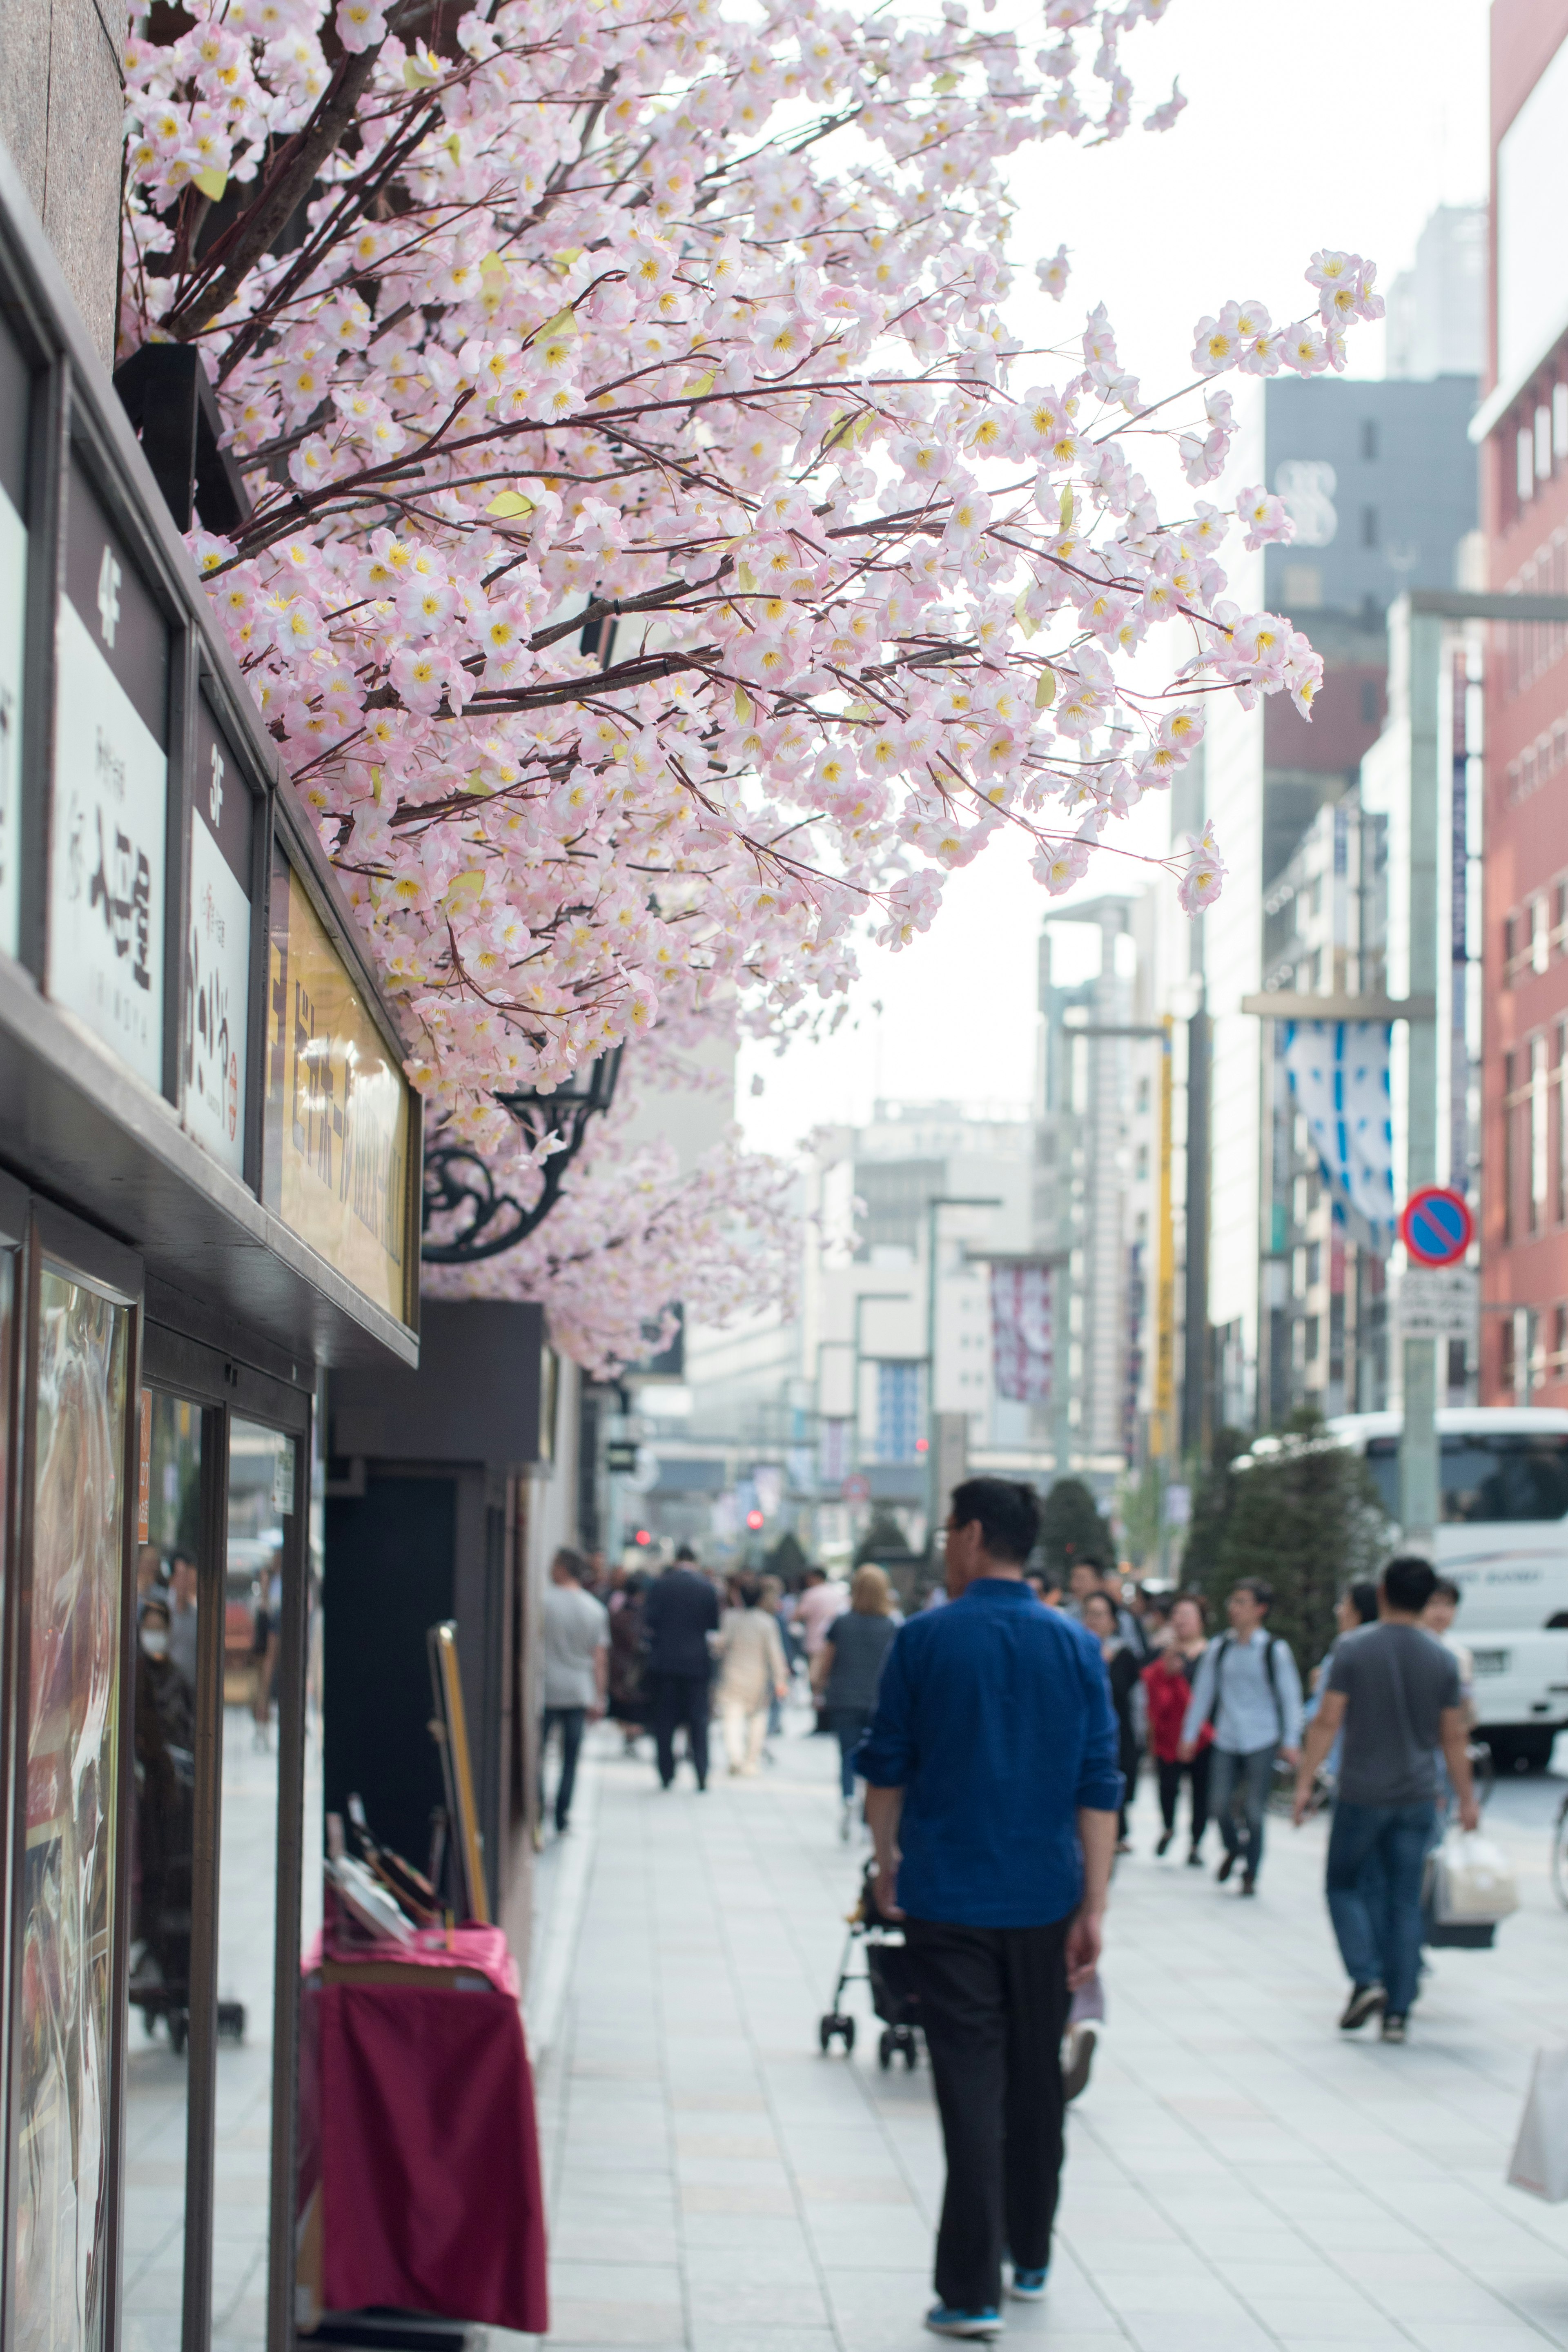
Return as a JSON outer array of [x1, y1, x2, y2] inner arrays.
[[857, 1579, 1123, 1928]]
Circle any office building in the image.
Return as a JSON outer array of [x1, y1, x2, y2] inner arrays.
[[1472, 3, 1568, 1401]]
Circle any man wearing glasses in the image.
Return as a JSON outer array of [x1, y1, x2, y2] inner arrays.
[[860, 1477, 1121, 2341]]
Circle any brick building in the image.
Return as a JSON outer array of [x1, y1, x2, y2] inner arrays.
[[1475, 1, 1568, 1400]]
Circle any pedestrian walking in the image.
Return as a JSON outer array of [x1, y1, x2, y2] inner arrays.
[[714, 1574, 790, 1777], [1293, 1554, 1478, 2042], [1143, 1599, 1212, 1862], [540, 1548, 609, 1834], [860, 1477, 1121, 2339], [1082, 1592, 1140, 1852], [642, 1546, 721, 1790], [1179, 1577, 1302, 1895], [606, 1569, 649, 1751], [812, 1563, 900, 1837]]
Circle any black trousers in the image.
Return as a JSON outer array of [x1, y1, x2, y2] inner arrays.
[[540, 1705, 586, 1829], [903, 1914, 1071, 2313], [649, 1670, 711, 1788], [1157, 1748, 1212, 1844]]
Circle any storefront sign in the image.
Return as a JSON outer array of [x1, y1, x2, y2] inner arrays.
[[182, 694, 252, 1175], [49, 459, 169, 1089], [263, 858, 411, 1324], [0, 315, 25, 962]]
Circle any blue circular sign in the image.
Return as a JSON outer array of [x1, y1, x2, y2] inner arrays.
[[1399, 1187, 1474, 1268]]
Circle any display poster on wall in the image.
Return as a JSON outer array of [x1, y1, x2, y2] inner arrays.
[[49, 460, 169, 1090], [182, 694, 252, 1175], [0, 314, 27, 965], [263, 855, 411, 1324]]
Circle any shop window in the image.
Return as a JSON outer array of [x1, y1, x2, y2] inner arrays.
[[1519, 427, 1535, 504], [1554, 1304, 1568, 1381], [16, 1268, 130, 2348], [1539, 403, 1556, 481], [1559, 1021, 1568, 1227], [124, 1393, 204, 2343], [1503, 1051, 1516, 1243], [1534, 896, 1551, 973], [1360, 418, 1379, 461], [1556, 381, 1568, 463]]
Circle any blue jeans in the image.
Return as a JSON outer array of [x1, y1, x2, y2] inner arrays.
[[830, 1706, 874, 1800], [1208, 1745, 1276, 1878], [1325, 1798, 1437, 2017], [540, 1705, 587, 1829]]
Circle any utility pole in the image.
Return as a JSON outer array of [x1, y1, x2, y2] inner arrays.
[[924, 1196, 1001, 1543]]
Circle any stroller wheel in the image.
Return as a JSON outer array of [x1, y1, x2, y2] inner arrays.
[[820, 2012, 854, 2054], [901, 2032, 918, 2071], [819, 2014, 835, 2052], [168, 2011, 189, 2057], [878, 2028, 894, 2071]]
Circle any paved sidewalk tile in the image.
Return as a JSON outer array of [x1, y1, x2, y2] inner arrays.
[[503, 1714, 1568, 2352]]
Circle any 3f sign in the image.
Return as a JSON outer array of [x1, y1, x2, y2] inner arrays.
[[96, 545, 122, 649]]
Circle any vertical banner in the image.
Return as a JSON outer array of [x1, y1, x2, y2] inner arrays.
[[990, 1261, 1054, 1405]]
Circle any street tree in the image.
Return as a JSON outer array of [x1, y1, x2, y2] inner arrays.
[[118, 0, 1377, 1362], [1202, 1412, 1389, 1672], [1039, 1476, 1111, 1578]]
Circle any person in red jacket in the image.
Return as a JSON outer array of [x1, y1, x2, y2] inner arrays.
[[1142, 1593, 1213, 1862]]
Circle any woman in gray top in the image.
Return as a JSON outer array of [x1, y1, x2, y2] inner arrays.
[[813, 1565, 900, 1836]]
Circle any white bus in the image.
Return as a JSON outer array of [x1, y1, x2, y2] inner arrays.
[[1325, 1408, 1568, 1771]]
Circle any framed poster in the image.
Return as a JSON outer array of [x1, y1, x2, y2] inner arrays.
[[48, 458, 169, 1091], [0, 311, 27, 963], [181, 693, 252, 1175], [427, 1622, 488, 1925]]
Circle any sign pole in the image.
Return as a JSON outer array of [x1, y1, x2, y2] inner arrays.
[[1397, 603, 1443, 1550]]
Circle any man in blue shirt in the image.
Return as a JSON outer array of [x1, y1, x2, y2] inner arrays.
[[860, 1477, 1121, 2341]]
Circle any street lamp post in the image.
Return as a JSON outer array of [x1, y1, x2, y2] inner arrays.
[[924, 1195, 1002, 1543]]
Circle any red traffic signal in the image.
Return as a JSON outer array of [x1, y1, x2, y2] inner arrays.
[[745, 1508, 764, 1530], [634, 1528, 651, 1545]]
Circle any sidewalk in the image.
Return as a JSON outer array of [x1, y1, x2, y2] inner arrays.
[[514, 1712, 1568, 2352]]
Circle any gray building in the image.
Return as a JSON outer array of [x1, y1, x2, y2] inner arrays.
[[1198, 324, 1481, 1434]]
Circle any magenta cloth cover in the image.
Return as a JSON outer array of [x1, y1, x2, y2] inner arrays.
[[315, 1932, 548, 2333]]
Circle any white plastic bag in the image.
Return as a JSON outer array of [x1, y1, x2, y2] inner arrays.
[[1430, 1828, 1519, 1924], [1508, 2049, 1568, 2202]]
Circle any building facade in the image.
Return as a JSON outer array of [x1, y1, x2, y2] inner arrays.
[[1201, 325, 1481, 1432], [1475, 2, 1568, 1403]]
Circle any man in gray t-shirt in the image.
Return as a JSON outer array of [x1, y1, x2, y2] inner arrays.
[[1294, 1556, 1477, 2044]]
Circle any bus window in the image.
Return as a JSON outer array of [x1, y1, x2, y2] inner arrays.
[[1365, 1437, 1401, 1523], [1441, 1435, 1568, 1523]]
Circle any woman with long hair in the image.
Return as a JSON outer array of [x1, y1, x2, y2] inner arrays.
[[812, 1564, 899, 1839], [1144, 1591, 1212, 1862]]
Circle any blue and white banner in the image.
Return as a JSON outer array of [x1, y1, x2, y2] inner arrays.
[[1281, 1021, 1396, 1254]]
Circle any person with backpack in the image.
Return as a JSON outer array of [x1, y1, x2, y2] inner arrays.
[[1178, 1578, 1302, 1896]]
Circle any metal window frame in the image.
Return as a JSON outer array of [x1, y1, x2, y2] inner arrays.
[[139, 1324, 311, 2352]]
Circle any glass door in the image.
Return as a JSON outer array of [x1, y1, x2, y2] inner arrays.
[[120, 1394, 202, 2352], [210, 1421, 291, 2352]]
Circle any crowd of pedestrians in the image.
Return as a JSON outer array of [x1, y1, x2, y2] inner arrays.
[[537, 1486, 1504, 2341]]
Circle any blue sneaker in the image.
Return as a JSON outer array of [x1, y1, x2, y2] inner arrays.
[[1009, 2267, 1049, 2301], [924, 2305, 1004, 2339]]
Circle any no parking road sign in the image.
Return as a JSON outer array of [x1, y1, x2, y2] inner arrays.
[[1399, 1187, 1474, 1268]]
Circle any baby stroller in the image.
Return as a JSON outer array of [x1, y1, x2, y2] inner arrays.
[[817, 1865, 1104, 2100], [819, 1865, 921, 2071]]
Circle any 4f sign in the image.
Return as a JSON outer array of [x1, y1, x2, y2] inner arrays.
[[1400, 1187, 1474, 1269]]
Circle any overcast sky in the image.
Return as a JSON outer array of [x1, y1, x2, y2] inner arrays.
[[735, 0, 1491, 1156]]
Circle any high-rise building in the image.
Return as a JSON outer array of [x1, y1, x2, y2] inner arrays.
[[1200, 282, 1479, 1431], [1472, 4, 1568, 1402]]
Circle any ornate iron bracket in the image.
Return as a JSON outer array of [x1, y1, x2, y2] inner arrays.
[[421, 1042, 624, 1265]]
